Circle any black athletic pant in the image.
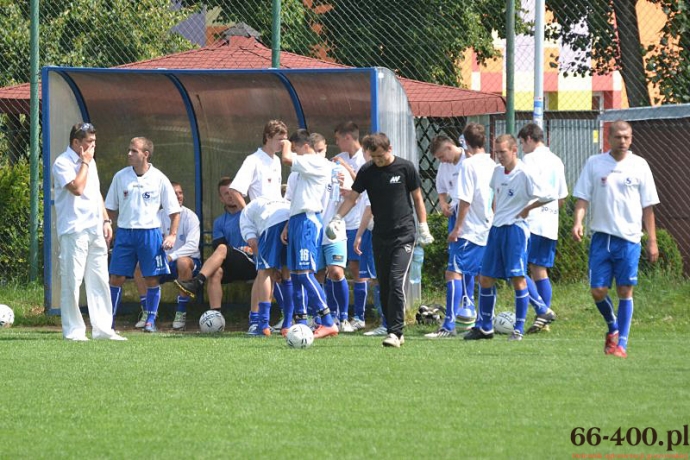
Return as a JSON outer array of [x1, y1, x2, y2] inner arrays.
[[372, 232, 415, 338]]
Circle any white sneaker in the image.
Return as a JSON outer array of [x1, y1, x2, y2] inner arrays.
[[382, 333, 401, 348], [270, 317, 283, 333], [172, 312, 187, 331], [94, 333, 127, 341], [363, 325, 387, 336], [65, 336, 89, 341], [134, 310, 147, 329], [350, 318, 366, 331], [339, 319, 355, 333]]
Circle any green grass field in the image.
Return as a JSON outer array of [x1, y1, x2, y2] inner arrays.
[[1, 277, 689, 459]]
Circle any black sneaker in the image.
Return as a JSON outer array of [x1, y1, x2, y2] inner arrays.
[[463, 327, 494, 340], [174, 278, 200, 299], [526, 308, 556, 334]]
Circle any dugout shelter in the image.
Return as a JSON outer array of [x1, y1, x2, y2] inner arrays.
[[42, 66, 416, 313]]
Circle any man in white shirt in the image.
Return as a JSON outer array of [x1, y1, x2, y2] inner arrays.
[[518, 123, 568, 333], [52, 122, 125, 341], [105, 137, 180, 333], [572, 120, 659, 358], [427, 124, 494, 338], [464, 134, 557, 342], [133, 182, 200, 331]]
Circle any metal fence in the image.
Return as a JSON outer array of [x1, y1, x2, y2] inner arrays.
[[1, 0, 688, 282]]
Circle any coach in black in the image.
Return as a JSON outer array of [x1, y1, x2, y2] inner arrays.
[[328, 132, 434, 347]]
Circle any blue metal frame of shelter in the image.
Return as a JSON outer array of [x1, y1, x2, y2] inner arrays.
[[41, 66, 397, 313]]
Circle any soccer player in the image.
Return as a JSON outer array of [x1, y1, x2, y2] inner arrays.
[[175, 178, 257, 330], [281, 129, 340, 339], [464, 134, 557, 342], [52, 122, 126, 341], [572, 120, 659, 358], [426, 123, 494, 338], [240, 196, 292, 336], [106, 137, 180, 333], [330, 132, 434, 347], [518, 123, 568, 333], [333, 121, 370, 331], [133, 182, 201, 331]]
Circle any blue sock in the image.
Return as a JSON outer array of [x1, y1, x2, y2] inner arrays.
[[139, 295, 146, 311], [324, 278, 337, 320], [595, 296, 619, 333], [258, 301, 271, 331], [146, 286, 161, 324], [525, 276, 548, 315], [535, 278, 552, 308], [110, 285, 122, 329], [617, 298, 633, 349], [353, 281, 367, 321], [478, 287, 495, 331], [463, 276, 476, 309], [290, 274, 307, 323], [514, 288, 529, 334], [443, 280, 461, 330], [249, 311, 259, 326], [280, 280, 294, 329], [297, 272, 333, 327], [333, 278, 349, 322], [176, 295, 189, 313]]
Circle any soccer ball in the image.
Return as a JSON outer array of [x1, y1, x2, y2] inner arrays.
[[199, 310, 225, 333], [493, 311, 515, 334], [0, 304, 14, 328], [286, 323, 314, 349]]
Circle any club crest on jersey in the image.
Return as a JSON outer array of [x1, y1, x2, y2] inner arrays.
[[600, 177, 608, 186], [625, 177, 633, 186], [389, 175, 401, 184], [143, 191, 152, 200], [123, 191, 128, 199], [508, 189, 514, 197]]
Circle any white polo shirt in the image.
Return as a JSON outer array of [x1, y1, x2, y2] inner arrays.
[[230, 148, 282, 201], [334, 149, 366, 230], [436, 151, 466, 208], [159, 205, 201, 261], [456, 152, 496, 246], [105, 164, 180, 229], [240, 197, 291, 242], [289, 154, 331, 216], [523, 145, 569, 240], [52, 146, 104, 237]]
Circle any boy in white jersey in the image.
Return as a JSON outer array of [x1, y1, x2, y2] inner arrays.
[[464, 134, 557, 341], [106, 137, 180, 333], [333, 121, 370, 330], [572, 121, 659, 358], [281, 129, 339, 339], [133, 182, 201, 331], [518, 123, 568, 333], [427, 123, 494, 338], [240, 196, 292, 336]]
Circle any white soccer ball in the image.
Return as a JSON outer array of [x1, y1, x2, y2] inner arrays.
[[286, 323, 314, 349], [493, 311, 515, 334], [0, 304, 14, 328], [199, 310, 225, 333]]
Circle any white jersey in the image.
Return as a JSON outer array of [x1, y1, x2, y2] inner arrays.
[[230, 148, 282, 201], [284, 171, 298, 202], [523, 145, 569, 240], [289, 154, 331, 216], [573, 151, 659, 243], [158, 205, 200, 261], [335, 149, 367, 230], [455, 152, 496, 246], [52, 147, 104, 237], [321, 163, 353, 244], [491, 160, 557, 228], [240, 197, 291, 242], [436, 152, 466, 208], [105, 164, 180, 229]]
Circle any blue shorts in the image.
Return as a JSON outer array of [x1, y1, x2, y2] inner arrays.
[[527, 234, 557, 268], [159, 257, 201, 283], [110, 228, 170, 278], [287, 212, 322, 272], [589, 232, 641, 288], [346, 229, 362, 262], [358, 229, 377, 279], [318, 240, 347, 271], [257, 222, 288, 271], [448, 238, 485, 276], [480, 224, 529, 280]]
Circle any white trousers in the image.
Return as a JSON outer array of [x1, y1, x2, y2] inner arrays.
[[58, 230, 115, 339]]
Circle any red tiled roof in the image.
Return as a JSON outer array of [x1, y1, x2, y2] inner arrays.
[[0, 36, 505, 117]]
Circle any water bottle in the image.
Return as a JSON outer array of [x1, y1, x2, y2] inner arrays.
[[409, 245, 424, 284], [330, 165, 341, 202]]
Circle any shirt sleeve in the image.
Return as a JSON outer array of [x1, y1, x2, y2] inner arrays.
[[407, 162, 421, 193], [52, 157, 76, 190], [168, 209, 200, 261], [640, 160, 660, 208], [229, 156, 255, 197], [239, 204, 259, 242], [104, 172, 119, 211], [572, 158, 593, 202]]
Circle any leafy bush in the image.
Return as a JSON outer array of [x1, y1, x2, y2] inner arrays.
[[551, 197, 589, 283], [0, 158, 42, 283], [421, 212, 452, 290], [640, 229, 684, 279]]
